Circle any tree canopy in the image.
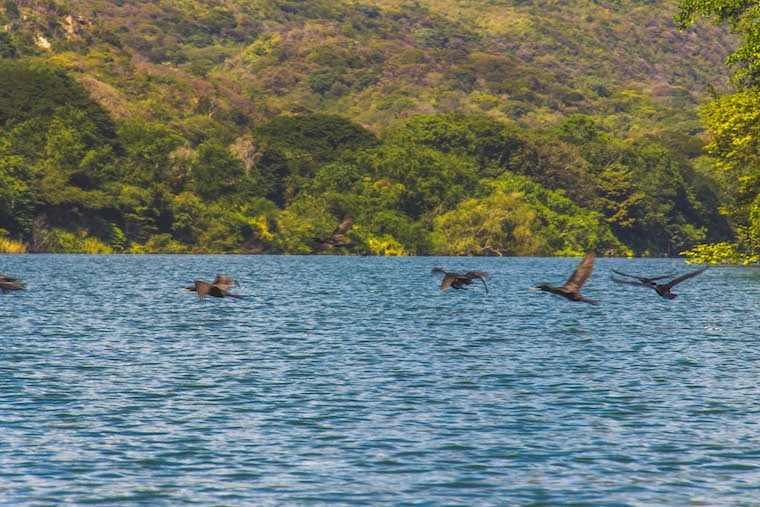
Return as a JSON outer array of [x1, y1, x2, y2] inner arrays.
[[677, 0, 760, 263], [0, 0, 742, 255]]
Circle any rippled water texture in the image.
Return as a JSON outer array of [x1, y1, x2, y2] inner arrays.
[[1, 254, 759, 505]]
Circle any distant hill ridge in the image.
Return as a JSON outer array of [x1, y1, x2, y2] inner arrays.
[[0, 0, 735, 136]]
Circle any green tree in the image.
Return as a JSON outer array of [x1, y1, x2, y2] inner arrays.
[[490, 172, 627, 256], [432, 191, 546, 256], [117, 119, 185, 187], [255, 113, 378, 164], [190, 139, 246, 200], [677, 0, 760, 260], [357, 135, 480, 218], [2, 0, 20, 20], [0, 156, 32, 236], [399, 114, 524, 177], [594, 164, 645, 231], [0, 61, 116, 141], [0, 32, 17, 58], [169, 191, 206, 245], [273, 194, 336, 254], [308, 68, 340, 94], [358, 209, 432, 255]]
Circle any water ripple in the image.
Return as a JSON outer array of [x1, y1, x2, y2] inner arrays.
[[1, 255, 759, 505]]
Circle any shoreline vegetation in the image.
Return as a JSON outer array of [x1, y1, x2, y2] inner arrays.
[[0, 231, 753, 266]]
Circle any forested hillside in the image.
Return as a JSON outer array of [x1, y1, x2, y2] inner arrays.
[[0, 0, 739, 255]]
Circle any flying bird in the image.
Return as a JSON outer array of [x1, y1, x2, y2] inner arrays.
[[312, 214, 355, 254], [532, 253, 598, 305], [431, 268, 489, 293], [183, 274, 242, 299], [0, 274, 25, 293], [187, 280, 243, 299], [210, 273, 239, 289], [610, 267, 707, 299]]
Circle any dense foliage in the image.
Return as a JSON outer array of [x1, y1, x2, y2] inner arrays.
[[0, 0, 740, 255], [677, 0, 760, 263]]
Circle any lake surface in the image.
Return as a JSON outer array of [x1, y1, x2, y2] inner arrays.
[[1, 254, 759, 506]]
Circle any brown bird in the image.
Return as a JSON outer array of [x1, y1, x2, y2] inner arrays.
[[210, 273, 238, 290], [312, 214, 355, 254], [431, 268, 489, 293], [183, 274, 242, 299], [610, 267, 707, 299], [0, 274, 25, 293], [532, 253, 598, 305]]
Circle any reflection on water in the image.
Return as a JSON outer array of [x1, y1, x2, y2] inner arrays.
[[1, 254, 759, 505]]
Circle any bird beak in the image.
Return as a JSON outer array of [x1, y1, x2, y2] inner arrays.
[[531, 287, 541, 290]]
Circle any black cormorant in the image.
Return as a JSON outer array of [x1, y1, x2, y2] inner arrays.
[[0, 274, 25, 293], [210, 273, 238, 289], [532, 253, 598, 305], [312, 214, 355, 254], [183, 274, 242, 299], [610, 267, 707, 299], [431, 268, 489, 293]]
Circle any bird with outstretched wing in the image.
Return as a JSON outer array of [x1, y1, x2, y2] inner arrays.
[[611, 267, 707, 299], [532, 253, 598, 305], [432, 268, 489, 294], [183, 274, 243, 299], [312, 214, 355, 254]]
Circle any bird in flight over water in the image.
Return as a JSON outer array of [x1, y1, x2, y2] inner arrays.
[[312, 214, 355, 254], [183, 274, 242, 299], [610, 267, 707, 299], [532, 253, 598, 305], [0, 274, 25, 293], [431, 268, 489, 294], [209, 274, 239, 289]]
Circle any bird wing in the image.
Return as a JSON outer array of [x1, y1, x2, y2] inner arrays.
[[312, 215, 354, 253], [311, 241, 330, 254], [610, 275, 651, 288], [611, 269, 650, 282], [663, 267, 708, 289], [205, 283, 244, 299], [646, 273, 678, 281], [611, 268, 637, 278], [213, 274, 238, 289], [1, 282, 17, 292], [439, 274, 457, 290], [465, 271, 489, 293], [331, 214, 352, 236], [432, 268, 458, 290], [611, 269, 675, 283], [563, 253, 595, 291], [208, 285, 229, 297], [193, 280, 213, 297]]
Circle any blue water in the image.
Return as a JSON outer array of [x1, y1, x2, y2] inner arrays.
[[1, 254, 759, 506]]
